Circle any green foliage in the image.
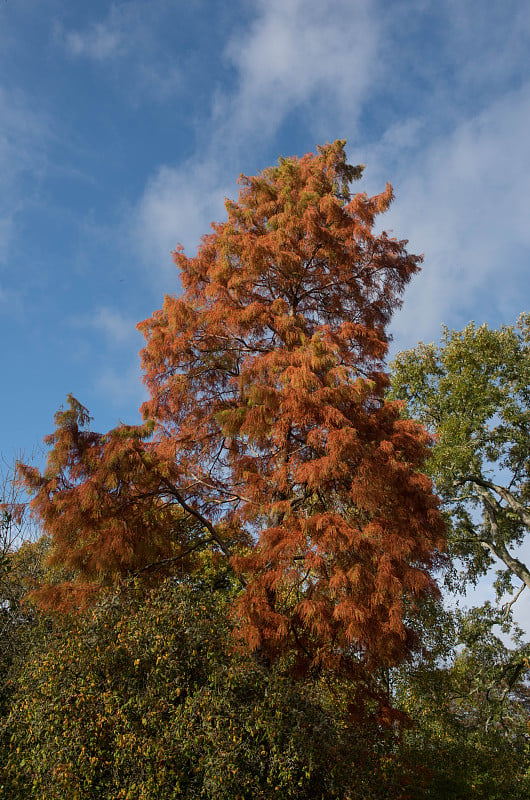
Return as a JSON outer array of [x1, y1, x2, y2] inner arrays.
[[390, 317, 530, 796], [0, 536, 49, 710], [391, 314, 530, 594], [393, 635, 530, 799], [391, 314, 530, 489], [1, 509, 12, 576], [1, 562, 403, 800], [2, 527, 529, 799]]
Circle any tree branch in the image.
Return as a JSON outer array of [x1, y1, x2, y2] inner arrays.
[[475, 485, 530, 591], [159, 477, 247, 588], [500, 583, 526, 622], [133, 539, 214, 576], [465, 474, 530, 528]]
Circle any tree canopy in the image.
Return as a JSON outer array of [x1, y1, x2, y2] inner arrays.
[[391, 315, 530, 600], [391, 317, 530, 746], [19, 141, 445, 697], [2, 540, 528, 800], [4, 144, 530, 798]]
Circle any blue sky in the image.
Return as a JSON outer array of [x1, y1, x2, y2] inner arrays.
[[1, 0, 530, 625], [2, 0, 530, 456]]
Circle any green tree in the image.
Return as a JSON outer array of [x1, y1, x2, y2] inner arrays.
[[387, 593, 530, 799], [3, 557, 529, 799], [391, 315, 530, 611], [1, 555, 412, 800], [390, 316, 530, 751], [0, 456, 44, 717]]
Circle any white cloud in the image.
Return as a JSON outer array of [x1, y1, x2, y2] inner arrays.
[[443, 0, 530, 95], [59, 3, 139, 63], [131, 0, 530, 325], [134, 158, 232, 282], [133, 0, 380, 283], [70, 306, 142, 347], [222, 0, 378, 141], [64, 23, 124, 61], [0, 87, 49, 265], [96, 361, 147, 407], [376, 82, 530, 349], [91, 307, 140, 345], [57, 1, 181, 101]]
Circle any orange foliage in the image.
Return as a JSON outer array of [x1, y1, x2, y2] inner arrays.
[[19, 141, 445, 683]]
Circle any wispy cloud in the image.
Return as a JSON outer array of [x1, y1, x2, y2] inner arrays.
[[58, 2, 142, 63], [65, 305, 146, 409], [64, 22, 125, 61], [72, 306, 141, 346], [132, 0, 380, 278], [442, 0, 530, 96], [0, 86, 49, 266], [221, 0, 378, 142], [56, 1, 182, 101], [91, 307, 140, 345], [130, 0, 530, 328], [382, 81, 530, 348], [134, 158, 232, 283], [96, 361, 147, 408]]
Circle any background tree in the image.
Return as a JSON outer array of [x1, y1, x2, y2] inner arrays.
[[391, 315, 530, 615], [1, 556, 413, 800], [390, 316, 530, 741], [1, 453, 37, 576], [390, 599, 530, 799], [19, 141, 445, 704], [0, 455, 44, 715], [2, 548, 528, 800]]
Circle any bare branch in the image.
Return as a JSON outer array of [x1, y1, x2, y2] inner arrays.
[[476, 485, 530, 591], [500, 583, 526, 622], [133, 539, 215, 575], [159, 476, 247, 588], [465, 474, 530, 528]]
